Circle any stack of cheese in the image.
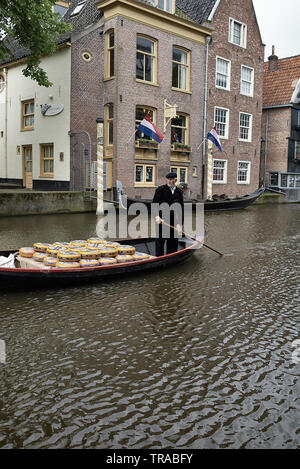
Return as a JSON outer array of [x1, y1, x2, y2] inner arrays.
[[18, 237, 150, 268]]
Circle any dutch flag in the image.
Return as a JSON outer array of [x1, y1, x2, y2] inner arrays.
[[207, 126, 223, 152], [137, 114, 164, 143]]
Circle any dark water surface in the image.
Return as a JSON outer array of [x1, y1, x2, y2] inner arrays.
[[0, 205, 299, 449]]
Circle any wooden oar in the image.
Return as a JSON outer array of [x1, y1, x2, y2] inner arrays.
[[161, 221, 224, 257]]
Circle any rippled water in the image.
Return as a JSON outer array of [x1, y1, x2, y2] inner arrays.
[[0, 205, 299, 449]]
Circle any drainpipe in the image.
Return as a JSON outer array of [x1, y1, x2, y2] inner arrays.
[[202, 36, 211, 200], [264, 110, 269, 187], [3, 67, 8, 180]]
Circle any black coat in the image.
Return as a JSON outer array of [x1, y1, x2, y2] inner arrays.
[[152, 184, 184, 230]]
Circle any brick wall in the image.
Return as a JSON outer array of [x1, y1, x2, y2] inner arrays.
[[203, 0, 265, 197], [261, 107, 290, 174], [103, 16, 206, 200]]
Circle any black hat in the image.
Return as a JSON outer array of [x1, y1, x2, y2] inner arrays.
[[165, 172, 177, 179]]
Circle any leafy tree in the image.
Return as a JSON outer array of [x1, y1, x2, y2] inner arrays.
[[0, 0, 72, 87]]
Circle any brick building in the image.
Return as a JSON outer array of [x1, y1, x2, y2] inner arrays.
[[197, 0, 264, 198], [0, 0, 264, 199], [262, 49, 300, 193]]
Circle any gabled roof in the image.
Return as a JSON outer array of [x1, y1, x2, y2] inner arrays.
[[0, 0, 215, 67], [263, 55, 300, 108], [176, 0, 217, 24], [0, 0, 102, 66]]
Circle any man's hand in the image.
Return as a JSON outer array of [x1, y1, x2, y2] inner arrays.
[[175, 224, 183, 236], [155, 216, 164, 224]]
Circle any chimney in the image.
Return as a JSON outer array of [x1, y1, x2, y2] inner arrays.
[[268, 45, 278, 72]]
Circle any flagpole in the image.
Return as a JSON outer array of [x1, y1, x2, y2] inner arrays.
[[126, 129, 138, 146], [197, 138, 207, 151]]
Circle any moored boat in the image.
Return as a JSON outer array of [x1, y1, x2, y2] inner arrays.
[[125, 186, 265, 212], [0, 237, 201, 289]]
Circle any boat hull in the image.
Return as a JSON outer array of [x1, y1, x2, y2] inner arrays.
[[0, 238, 198, 289], [126, 186, 264, 212]]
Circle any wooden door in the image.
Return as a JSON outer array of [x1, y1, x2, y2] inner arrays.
[[23, 146, 33, 189]]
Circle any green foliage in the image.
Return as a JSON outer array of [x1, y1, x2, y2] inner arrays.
[[0, 0, 72, 87]]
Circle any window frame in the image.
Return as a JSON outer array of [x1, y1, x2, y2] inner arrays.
[[171, 112, 189, 145], [135, 105, 157, 141], [214, 106, 229, 140], [172, 46, 190, 93], [150, 0, 175, 14], [21, 99, 34, 131], [105, 103, 114, 150], [136, 34, 157, 85], [239, 112, 253, 142], [237, 160, 251, 185], [295, 141, 300, 159], [241, 65, 254, 97], [229, 17, 247, 48], [170, 166, 188, 184], [40, 143, 54, 178], [213, 159, 228, 184], [134, 164, 156, 187], [105, 29, 115, 79], [215, 56, 231, 91]]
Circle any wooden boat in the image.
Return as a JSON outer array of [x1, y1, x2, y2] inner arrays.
[[125, 186, 264, 212], [0, 237, 200, 289]]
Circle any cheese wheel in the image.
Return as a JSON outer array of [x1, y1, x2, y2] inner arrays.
[[57, 250, 81, 262], [43, 256, 57, 267], [79, 258, 100, 267], [132, 252, 150, 261], [19, 247, 35, 258], [55, 261, 81, 269], [47, 245, 65, 257], [79, 248, 101, 259], [32, 252, 48, 262], [99, 247, 118, 258], [70, 240, 87, 247], [87, 237, 106, 245], [33, 242, 52, 252], [117, 245, 136, 255], [99, 257, 118, 265], [116, 255, 134, 263]]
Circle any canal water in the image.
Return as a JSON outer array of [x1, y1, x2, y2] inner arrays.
[[0, 204, 299, 449]]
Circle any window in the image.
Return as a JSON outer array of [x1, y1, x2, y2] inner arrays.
[[136, 106, 156, 141], [229, 18, 247, 48], [40, 144, 54, 177], [70, 0, 86, 16], [172, 47, 190, 91], [171, 113, 189, 145], [295, 141, 300, 158], [149, 0, 174, 13], [105, 104, 114, 147], [213, 159, 227, 184], [237, 161, 251, 184], [134, 164, 155, 186], [22, 99, 34, 130], [170, 166, 188, 184], [216, 57, 231, 90], [53, 2, 69, 17], [241, 65, 254, 96], [239, 112, 252, 142], [136, 35, 157, 84], [214, 107, 229, 139], [106, 30, 114, 78]]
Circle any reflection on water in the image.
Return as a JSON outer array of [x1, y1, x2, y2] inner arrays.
[[0, 205, 299, 448]]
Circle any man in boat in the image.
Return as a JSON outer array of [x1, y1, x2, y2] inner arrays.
[[152, 172, 184, 257]]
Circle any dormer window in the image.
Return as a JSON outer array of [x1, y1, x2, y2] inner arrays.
[[53, 1, 70, 17], [70, 0, 87, 17], [149, 0, 175, 14]]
